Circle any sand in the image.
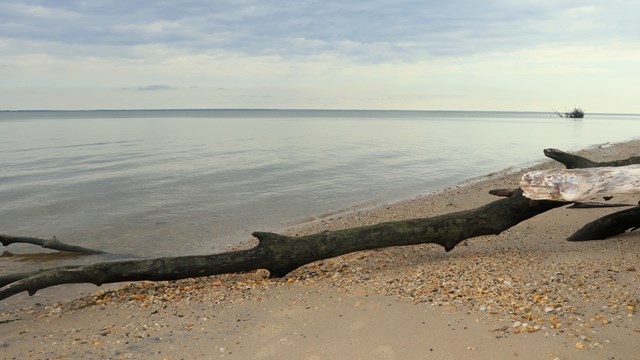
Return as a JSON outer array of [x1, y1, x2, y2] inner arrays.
[[1, 140, 640, 359]]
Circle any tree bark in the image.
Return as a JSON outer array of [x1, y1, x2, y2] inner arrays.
[[567, 206, 640, 241], [567, 202, 632, 209], [543, 148, 640, 169], [0, 191, 567, 300], [488, 189, 632, 208], [536, 149, 640, 240], [0, 235, 107, 255], [520, 165, 640, 201]]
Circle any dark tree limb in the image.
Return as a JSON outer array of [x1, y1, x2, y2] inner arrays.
[[489, 189, 515, 197], [544, 148, 640, 169], [567, 202, 633, 209], [0, 235, 107, 255], [567, 206, 640, 241], [0, 266, 83, 288], [0, 191, 567, 300]]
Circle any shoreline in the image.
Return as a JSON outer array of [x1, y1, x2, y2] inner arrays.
[[285, 138, 637, 236], [1, 140, 639, 359]]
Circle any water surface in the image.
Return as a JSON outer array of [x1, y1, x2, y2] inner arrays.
[[0, 110, 637, 272]]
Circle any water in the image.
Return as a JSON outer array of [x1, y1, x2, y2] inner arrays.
[[0, 110, 638, 281]]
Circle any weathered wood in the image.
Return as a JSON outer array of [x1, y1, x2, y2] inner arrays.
[[567, 206, 640, 241], [489, 189, 515, 197], [520, 165, 640, 201], [0, 191, 567, 300], [489, 189, 631, 208], [0, 235, 107, 255], [0, 267, 82, 288], [543, 148, 640, 169], [567, 202, 633, 209]]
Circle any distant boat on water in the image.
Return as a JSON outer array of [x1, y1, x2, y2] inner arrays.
[[553, 107, 584, 119]]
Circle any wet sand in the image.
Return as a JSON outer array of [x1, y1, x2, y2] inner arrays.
[[1, 140, 639, 359]]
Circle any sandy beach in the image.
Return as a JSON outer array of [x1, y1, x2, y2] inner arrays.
[[1, 140, 639, 359]]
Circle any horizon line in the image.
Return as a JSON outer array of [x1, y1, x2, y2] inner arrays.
[[2, 108, 638, 116], [0, 108, 608, 114]]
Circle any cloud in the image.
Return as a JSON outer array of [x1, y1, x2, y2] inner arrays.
[[2, 0, 638, 63], [123, 85, 178, 92], [2, 1, 640, 111]]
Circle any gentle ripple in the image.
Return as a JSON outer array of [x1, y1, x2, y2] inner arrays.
[[0, 110, 638, 270]]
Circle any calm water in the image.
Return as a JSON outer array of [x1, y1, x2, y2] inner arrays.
[[0, 110, 638, 273]]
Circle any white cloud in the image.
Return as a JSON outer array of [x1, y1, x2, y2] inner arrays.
[[1, 1, 640, 111], [2, 0, 630, 60], [123, 85, 178, 92]]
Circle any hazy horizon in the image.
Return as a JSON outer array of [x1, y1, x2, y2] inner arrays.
[[1, 108, 631, 115]]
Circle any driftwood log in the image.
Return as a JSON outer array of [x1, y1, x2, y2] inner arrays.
[[543, 148, 640, 169], [0, 191, 567, 300], [530, 149, 640, 240], [0, 235, 107, 255], [520, 165, 640, 201], [567, 206, 640, 241], [1, 148, 639, 301], [488, 188, 632, 208]]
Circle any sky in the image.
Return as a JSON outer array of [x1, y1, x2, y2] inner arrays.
[[1, 1, 639, 112]]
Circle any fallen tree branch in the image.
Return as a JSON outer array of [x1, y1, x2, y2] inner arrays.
[[543, 148, 640, 169], [0, 266, 83, 288], [488, 189, 631, 208], [520, 165, 640, 201], [489, 189, 515, 197], [0, 191, 567, 300], [567, 206, 640, 241], [567, 202, 633, 209], [0, 235, 107, 255]]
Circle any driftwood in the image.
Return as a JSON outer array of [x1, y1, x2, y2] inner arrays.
[[1, 148, 639, 301], [543, 148, 640, 169], [567, 206, 640, 241], [0, 235, 107, 255], [0, 190, 567, 300], [527, 150, 640, 241], [488, 189, 633, 208], [520, 165, 640, 201], [567, 202, 632, 209]]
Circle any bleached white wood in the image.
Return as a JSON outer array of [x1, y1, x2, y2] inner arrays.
[[520, 165, 640, 201]]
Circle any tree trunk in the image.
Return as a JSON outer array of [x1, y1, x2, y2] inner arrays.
[[0, 235, 107, 255], [543, 148, 640, 169], [0, 190, 567, 300], [567, 206, 640, 241], [520, 165, 640, 201]]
